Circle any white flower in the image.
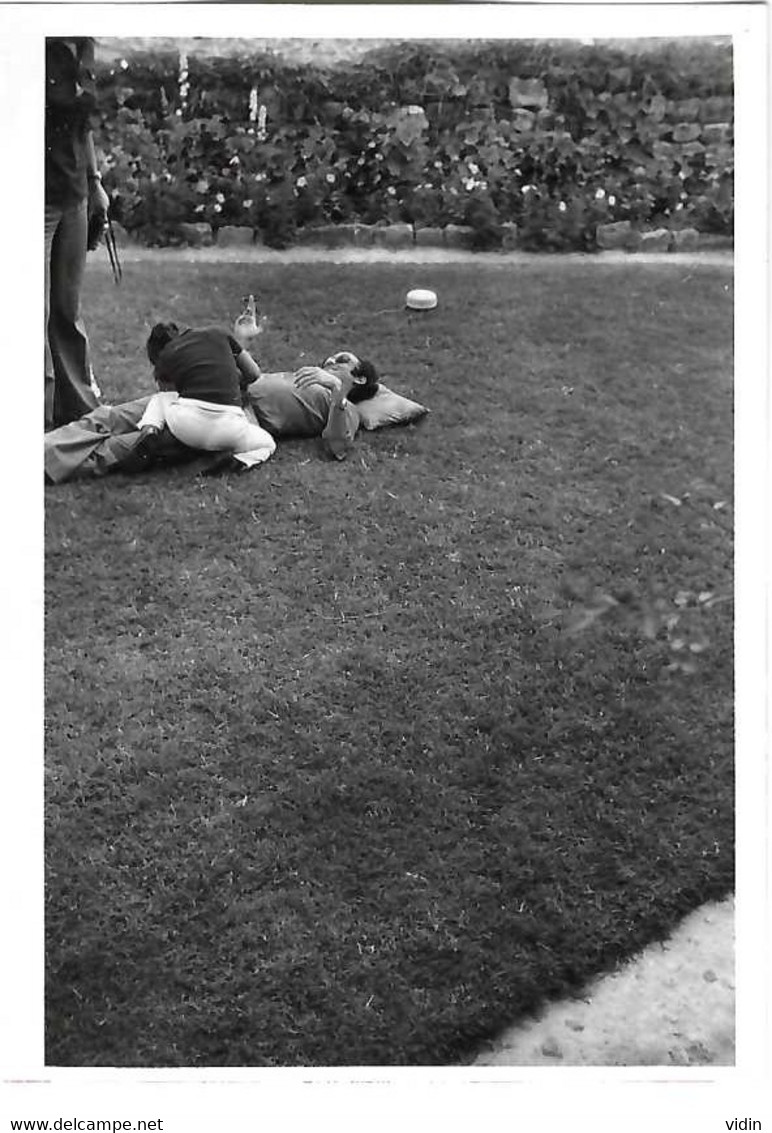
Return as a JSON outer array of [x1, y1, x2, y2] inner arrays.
[[326, 173, 336, 184], [215, 192, 225, 204], [357, 157, 365, 166], [467, 162, 480, 175], [243, 199, 253, 209], [595, 188, 605, 200], [522, 185, 533, 195], [464, 178, 475, 191], [296, 175, 307, 188], [675, 202, 684, 211], [375, 153, 384, 162], [387, 186, 397, 196], [558, 201, 567, 212], [255, 172, 266, 183], [120, 59, 129, 71], [249, 86, 259, 123], [195, 204, 204, 213], [406, 105, 424, 115], [213, 203, 222, 213], [608, 194, 616, 206], [178, 52, 189, 100], [434, 161, 443, 169]]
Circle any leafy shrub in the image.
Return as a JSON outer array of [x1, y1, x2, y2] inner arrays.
[[93, 40, 734, 249]]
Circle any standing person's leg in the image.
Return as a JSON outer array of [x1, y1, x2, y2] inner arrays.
[[44, 205, 62, 430], [48, 199, 101, 427]]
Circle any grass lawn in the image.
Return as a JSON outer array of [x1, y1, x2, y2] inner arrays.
[[45, 256, 734, 1066]]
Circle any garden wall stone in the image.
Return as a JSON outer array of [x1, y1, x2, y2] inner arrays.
[[511, 108, 536, 132], [179, 222, 214, 247], [652, 140, 677, 161], [500, 222, 519, 251], [692, 232, 733, 250], [217, 225, 254, 247], [443, 224, 475, 250], [414, 226, 445, 249], [672, 98, 702, 121], [352, 224, 377, 248], [672, 122, 702, 143], [703, 95, 734, 121], [509, 76, 548, 110], [296, 225, 337, 247], [298, 223, 378, 248], [639, 228, 672, 252], [596, 221, 641, 251], [670, 227, 700, 250], [371, 223, 414, 250], [701, 122, 732, 145]]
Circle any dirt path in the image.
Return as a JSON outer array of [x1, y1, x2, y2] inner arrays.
[[112, 246, 734, 269], [470, 896, 734, 1067]]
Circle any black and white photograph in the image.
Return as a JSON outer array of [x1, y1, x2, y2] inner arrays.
[[1, 2, 768, 1130]]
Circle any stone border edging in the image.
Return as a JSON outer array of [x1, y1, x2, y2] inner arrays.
[[111, 220, 733, 258]]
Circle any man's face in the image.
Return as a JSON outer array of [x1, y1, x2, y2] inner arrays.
[[323, 351, 359, 375]]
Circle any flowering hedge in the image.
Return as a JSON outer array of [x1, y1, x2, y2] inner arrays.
[[92, 39, 734, 249]]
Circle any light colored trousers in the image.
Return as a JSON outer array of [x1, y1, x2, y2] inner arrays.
[[44, 199, 101, 429], [139, 392, 276, 467]]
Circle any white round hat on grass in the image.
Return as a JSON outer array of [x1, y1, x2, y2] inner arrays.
[[406, 288, 438, 310]]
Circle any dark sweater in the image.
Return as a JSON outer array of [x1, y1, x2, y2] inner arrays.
[[155, 328, 244, 407], [45, 38, 97, 207]]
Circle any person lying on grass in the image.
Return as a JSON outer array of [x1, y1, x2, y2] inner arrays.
[[134, 321, 276, 473], [248, 351, 380, 461], [44, 345, 381, 483]]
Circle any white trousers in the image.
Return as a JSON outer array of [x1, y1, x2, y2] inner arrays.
[[139, 392, 276, 468]]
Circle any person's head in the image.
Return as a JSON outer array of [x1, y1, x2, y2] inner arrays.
[[146, 322, 181, 365], [322, 351, 380, 404]]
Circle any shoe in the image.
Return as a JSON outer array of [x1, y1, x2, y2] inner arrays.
[[116, 428, 163, 475]]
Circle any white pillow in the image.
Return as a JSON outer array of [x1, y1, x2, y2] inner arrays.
[[355, 385, 430, 431]]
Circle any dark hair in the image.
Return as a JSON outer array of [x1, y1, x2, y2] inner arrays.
[[347, 358, 380, 404], [146, 321, 180, 365]]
